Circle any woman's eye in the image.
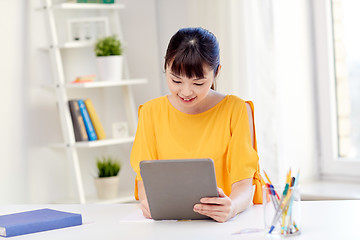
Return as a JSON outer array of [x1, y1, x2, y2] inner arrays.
[[172, 79, 181, 84], [194, 83, 204, 86]]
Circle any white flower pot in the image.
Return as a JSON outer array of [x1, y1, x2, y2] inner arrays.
[[94, 175, 120, 200], [96, 55, 123, 81]]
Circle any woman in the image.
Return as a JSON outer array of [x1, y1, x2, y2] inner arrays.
[[130, 27, 263, 223]]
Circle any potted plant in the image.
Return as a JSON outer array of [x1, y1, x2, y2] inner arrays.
[[94, 156, 121, 199], [94, 35, 123, 81]]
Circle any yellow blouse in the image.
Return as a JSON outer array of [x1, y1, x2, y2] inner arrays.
[[130, 95, 263, 204]]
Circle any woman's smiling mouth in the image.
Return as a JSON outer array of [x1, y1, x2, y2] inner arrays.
[[179, 96, 196, 103]]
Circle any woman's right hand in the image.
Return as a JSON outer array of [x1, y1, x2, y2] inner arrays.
[[138, 180, 152, 219], [140, 198, 152, 219]]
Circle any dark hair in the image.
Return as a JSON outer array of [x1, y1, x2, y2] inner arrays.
[[164, 27, 220, 90]]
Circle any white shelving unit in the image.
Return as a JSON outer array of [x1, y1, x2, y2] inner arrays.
[[40, 0, 145, 204]]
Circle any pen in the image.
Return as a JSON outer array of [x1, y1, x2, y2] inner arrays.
[[291, 176, 295, 187], [287, 169, 292, 185], [263, 170, 273, 185], [286, 175, 296, 233], [263, 170, 280, 200], [266, 183, 284, 227], [268, 190, 294, 233], [268, 184, 281, 210], [282, 169, 292, 234], [281, 210, 286, 234], [268, 184, 290, 233], [285, 171, 300, 233], [277, 184, 289, 210], [265, 183, 271, 202]]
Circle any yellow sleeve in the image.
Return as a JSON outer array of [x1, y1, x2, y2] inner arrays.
[[130, 105, 158, 200], [227, 100, 263, 204]]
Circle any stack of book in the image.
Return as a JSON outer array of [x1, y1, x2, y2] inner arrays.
[[68, 99, 106, 142]]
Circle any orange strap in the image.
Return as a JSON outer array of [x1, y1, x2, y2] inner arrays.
[[252, 170, 265, 204]]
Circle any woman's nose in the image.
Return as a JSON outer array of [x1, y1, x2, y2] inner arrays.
[[181, 84, 193, 97]]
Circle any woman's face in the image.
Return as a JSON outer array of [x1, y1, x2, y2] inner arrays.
[[166, 64, 215, 110]]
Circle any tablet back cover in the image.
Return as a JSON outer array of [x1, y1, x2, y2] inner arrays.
[[140, 159, 218, 220]]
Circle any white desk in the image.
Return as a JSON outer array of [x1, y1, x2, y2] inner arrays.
[[1, 200, 358, 239]]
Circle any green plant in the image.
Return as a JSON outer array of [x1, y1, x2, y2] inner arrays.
[[94, 35, 123, 57], [96, 156, 121, 178]]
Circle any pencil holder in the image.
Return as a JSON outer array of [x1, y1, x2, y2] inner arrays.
[[263, 184, 301, 237]]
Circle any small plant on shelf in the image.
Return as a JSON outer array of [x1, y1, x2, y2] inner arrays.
[[95, 35, 123, 57], [96, 155, 121, 178], [94, 35, 124, 81], [94, 155, 122, 199]]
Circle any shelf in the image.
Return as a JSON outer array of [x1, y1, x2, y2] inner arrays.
[[60, 41, 95, 49], [75, 137, 135, 148], [44, 40, 128, 50], [65, 78, 148, 88], [38, 42, 93, 50], [51, 137, 135, 148], [87, 195, 136, 204], [43, 78, 148, 89], [52, 3, 125, 10], [42, 1, 141, 204]]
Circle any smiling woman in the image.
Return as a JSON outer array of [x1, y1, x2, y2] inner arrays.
[[130, 27, 263, 223], [164, 27, 221, 90], [164, 28, 223, 115]]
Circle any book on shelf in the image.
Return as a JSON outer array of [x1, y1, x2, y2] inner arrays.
[[78, 99, 98, 141], [0, 208, 82, 237], [68, 100, 88, 142], [71, 74, 95, 84], [84, 98, 106, 140]]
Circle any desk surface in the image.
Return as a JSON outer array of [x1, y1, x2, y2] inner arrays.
[[0, 200, 358, 239]]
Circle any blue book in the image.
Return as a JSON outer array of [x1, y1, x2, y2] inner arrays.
[[0, 208, 82, 237], [78, 99, 98, 141]]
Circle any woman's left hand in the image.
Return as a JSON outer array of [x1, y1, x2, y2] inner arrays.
[[193, 188, 234, 223]]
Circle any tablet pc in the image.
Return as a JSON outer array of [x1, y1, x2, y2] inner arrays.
[[140, 158, 219, 220]]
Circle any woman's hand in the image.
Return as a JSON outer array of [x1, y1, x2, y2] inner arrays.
[[193, 188, 234, 223], [140, 198, 152, 219], [193, 178, 253, 223], [138, 180, 152, 219]]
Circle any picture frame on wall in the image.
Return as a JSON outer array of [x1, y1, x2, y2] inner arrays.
[[112, 122, 129, 139], [67, 17, 110, 43]]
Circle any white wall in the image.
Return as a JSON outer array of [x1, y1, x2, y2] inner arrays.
[[120, 0, 162, 102], [0, 1, 28, 203], [0, 0, 317, 203]]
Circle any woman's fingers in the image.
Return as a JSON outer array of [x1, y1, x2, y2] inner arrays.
[[140, 200, 152, 219], [217, 187, 226, 198], [141, 206, 151, 218], [200, 197, 230, 206], [200, 190, 232, 206], [193, 187, 233, 222], [194, 203, 231, 213], [193, 206, 229, 223]]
